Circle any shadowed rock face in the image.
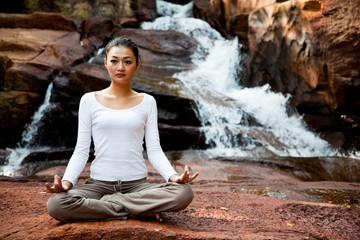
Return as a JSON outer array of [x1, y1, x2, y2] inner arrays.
[[0, 0, 157, 23], [193, 0, 360, 151], [1, 1, 359, 152], [0, 12, 201, 150], [193, 0, 276, 40]]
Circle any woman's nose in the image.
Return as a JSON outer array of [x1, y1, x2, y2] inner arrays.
[[117, 62, 125, 71]]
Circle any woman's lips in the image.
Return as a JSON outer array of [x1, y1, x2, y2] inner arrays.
[[115, 73, 125, 77]]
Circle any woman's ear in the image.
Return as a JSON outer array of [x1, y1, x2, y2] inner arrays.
[[136, 60, 141, 70], [104, 58, 107, 67]]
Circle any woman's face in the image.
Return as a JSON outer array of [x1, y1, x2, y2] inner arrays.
[[104, 46, 139, 85]]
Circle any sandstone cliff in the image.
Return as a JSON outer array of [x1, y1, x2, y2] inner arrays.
[[194, 0, 360, 151]]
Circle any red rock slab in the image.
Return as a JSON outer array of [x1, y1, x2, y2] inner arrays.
[[0, 177, 359, 240]]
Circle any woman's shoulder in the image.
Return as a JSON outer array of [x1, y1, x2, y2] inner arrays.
[[79, 92, 96, 106], [81, 92, 95, 100], [143, 93, 156, 103]]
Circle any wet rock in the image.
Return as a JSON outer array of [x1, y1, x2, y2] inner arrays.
[[0, 12, 77, 31], [0, 13, 102, 148], [80, 16, 120, 49], [17, 0, 156, 24], [0, 91, 43, 146], [193, 0, 360, 151], [248, 1, 324, 101], [46, 60, 201, 149], [0, 149, 11, 165], [216, 156, 360, 182], [40, 27, 200, 149], [4, 62, 54, 92], [159, 124, 207, 150], [307, 0, 360, 129], [117, 28, 198, 62], [21, 148, 74, 164], [67, 63, 110, 94], [193, 0, 276, 40]]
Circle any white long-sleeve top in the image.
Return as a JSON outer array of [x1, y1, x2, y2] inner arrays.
[[62, 92, 177, 186]]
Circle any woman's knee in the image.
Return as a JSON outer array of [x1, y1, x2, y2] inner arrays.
[[47, 193, 73, 222], [171, 183, 194, 210]]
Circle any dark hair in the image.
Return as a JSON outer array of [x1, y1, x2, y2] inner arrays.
[[105, 37, 140, 64]]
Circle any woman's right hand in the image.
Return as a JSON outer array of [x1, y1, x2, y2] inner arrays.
[[45, 174, 72, 193]]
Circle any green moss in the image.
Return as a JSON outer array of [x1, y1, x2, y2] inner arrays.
[[72, 2, 93, 19], [299, 189, 360, 209], [0, 79, 9, 92], [24, 0, 38, 13], [0, 86, 10, 92], [56, 2, 72, 16]]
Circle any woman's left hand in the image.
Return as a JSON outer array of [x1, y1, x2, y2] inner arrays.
[[169, 165, 199, 183]]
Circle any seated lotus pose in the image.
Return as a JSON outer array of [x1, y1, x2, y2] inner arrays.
[[45, 37, 199, 222]]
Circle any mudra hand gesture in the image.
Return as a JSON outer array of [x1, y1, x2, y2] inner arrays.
[[45, 174, 72, 193], [169, 165, 199, 183]]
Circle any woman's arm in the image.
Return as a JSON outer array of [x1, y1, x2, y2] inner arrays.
[[62, 94, 93, 185], [145, 96, 177, 181], [45, 94, 92, 191], [145, 96, 199, 182]]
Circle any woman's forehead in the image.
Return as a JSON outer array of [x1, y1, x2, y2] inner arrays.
[[107, 46, 135, 58]]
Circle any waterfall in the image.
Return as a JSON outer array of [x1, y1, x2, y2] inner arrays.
[[142, 0, 336, 158], [1, 83, 54, 176]]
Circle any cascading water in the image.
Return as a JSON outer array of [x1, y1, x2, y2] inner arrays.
[[142, 0, 336, 158], [1, 83, 54, 176]]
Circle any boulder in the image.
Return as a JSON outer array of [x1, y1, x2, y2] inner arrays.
[[192, 0, 360, 151], [80, 16, 120, 49], [47, 59, 201, 149], [306, 0, 360, 115], [0, 14, 95, 147], [0, 149, 11, 165], [0, 12, 77, 31], [159, 124, 208, 150], [0, 91, 43, 146], [35, 25, 200, 150], [246, 0, 360, 150], [0, 27, 89, 70], [193, 0, 276, 40], [117, 28, 198, 62], [21, 148, 75, 164], [17, 0, 157, 24], [0, 11, 218, 152], [3, 62, 54, 93], [67, 63, 110, 94], [248, 1, 325, 104]]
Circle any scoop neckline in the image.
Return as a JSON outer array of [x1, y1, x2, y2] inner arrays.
[[92, 92, 146, 111]]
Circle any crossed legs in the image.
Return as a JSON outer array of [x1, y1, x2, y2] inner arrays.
[[47, 178, 194, 222]]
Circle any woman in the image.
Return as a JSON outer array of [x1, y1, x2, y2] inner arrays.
[[45, 37, 199, 222]]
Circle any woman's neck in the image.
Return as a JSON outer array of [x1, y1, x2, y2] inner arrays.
[[107, 83, 134, 98]]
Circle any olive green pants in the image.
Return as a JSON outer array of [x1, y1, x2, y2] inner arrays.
[[47, 178, 194, 222]]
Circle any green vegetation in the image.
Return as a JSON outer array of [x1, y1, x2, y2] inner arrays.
[[24, 0, 37, 13], [0, 79, 9, 92]]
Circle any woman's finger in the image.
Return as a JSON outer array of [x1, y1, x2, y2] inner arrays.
[[188, 172, 199, 182], [45, 183, 53, 192]]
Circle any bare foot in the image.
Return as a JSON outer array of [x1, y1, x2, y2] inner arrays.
[[137, 212, 164, 223], [155, 213, 163, 223]]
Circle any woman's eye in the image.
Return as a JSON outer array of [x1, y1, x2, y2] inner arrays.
[[110, 60, 117, 63], [124, 60, 132, 64]]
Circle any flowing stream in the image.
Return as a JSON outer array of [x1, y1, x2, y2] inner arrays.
[[1, 83, 53, 176], [142, 0, 336, 158], [2, 1, 356, 177]]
